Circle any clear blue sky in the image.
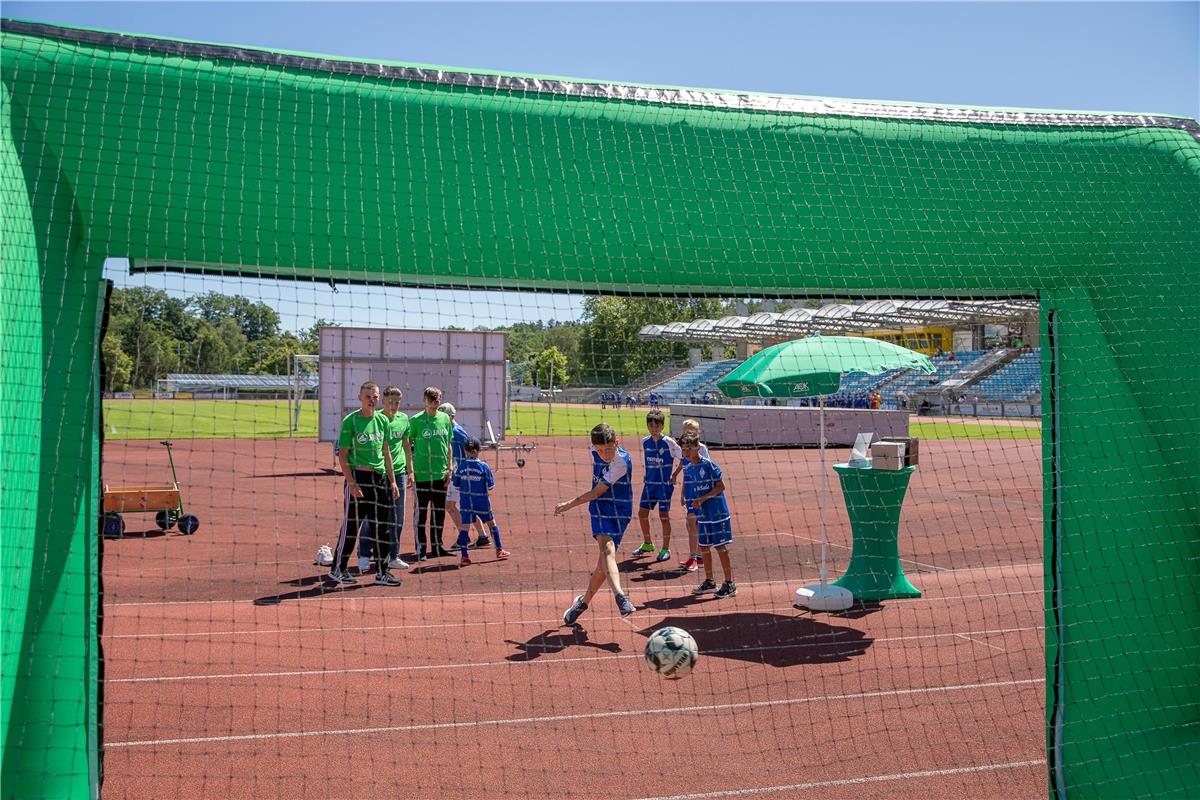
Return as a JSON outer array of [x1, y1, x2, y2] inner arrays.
[[8, 1, 1198, 332]]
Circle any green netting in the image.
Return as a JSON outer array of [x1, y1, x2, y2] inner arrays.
[[1, 19, 1198, 800]]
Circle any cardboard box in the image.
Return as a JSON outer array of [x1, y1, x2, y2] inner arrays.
[[879, 436, 919, 467], [870, 441, 905, 470]]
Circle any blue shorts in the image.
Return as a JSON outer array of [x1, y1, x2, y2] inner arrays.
[[639, 482, 674, 512], [590, 514, 631, 548], [460, 509, 494, 526], [697, 517, 733, 549]]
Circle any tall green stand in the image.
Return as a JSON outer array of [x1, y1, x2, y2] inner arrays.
[[831, 464, 921, 601]]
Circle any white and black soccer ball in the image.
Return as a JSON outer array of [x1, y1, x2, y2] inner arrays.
[[644, 626, 699, 680]]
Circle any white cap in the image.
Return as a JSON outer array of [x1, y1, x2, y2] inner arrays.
[[438, 402, 457, 417]]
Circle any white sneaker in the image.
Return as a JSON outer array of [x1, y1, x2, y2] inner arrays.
[[357, 556, 371, 573], [389, 557, 409, 569]]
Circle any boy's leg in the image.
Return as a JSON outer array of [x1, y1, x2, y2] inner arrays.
[[413, 481, 431, 556], [700, 545, 714, 581], [472, 517, 490, 548], [430, 481, 448, 554], [373, 484, 392, 574], [597, 536, 626, 597], [333, 481, 366, 579], [637, 506, 653, 547], [490, 520, 508, 557], [716, 545, 733, 582], [388, 484, 407, 566], [659, 510, 672, 551], [688, 514, 702, 563], [583, 543, 613, 604]]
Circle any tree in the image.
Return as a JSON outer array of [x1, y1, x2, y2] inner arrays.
[[101, 333, 133, 391], [189, 292, 280, 341], [532, 345, 570, 388], [189, 322, 233, 374]]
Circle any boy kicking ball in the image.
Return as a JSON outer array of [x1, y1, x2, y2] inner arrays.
[[679, 432, 737, 599], [554, 423, 637, 623]]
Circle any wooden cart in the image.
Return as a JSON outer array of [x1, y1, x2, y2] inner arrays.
[[102, 440, 200, 537]]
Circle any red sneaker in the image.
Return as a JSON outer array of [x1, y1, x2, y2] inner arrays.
[[459, 555, 472, 567], [495, 549, 511, 559], [680, 557, 699, 572]]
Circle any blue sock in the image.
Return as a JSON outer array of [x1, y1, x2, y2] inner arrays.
[[457, 529, 470, 557], [490, 524, 503, 550]]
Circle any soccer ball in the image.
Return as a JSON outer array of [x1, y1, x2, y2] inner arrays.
[[644, 626, 699, 680]]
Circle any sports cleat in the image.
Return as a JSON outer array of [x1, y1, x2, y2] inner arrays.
[[460, 555, 472, 567], [327, 571, 356, 586], [614, 593, 637, 617], [563, 595, 588, 625], [472, 534, 491, 549], [632, 542, 656, 556], [374, 572, 402, 586], [495, 549, 511, 559], [654, 548, 671, 563], [692, 578, 718, 595], [714, 580, 738, 599], [680, 557, 699, 572], [357, 556, 371, 573], [389, 557, 410, 569]]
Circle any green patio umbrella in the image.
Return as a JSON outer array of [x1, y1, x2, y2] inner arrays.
[[717, 335, 934, 610]]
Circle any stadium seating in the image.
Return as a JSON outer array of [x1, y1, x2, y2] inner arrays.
[[878, 351, 987, 408], [971, 350, 1040, 401], [651, 359, 742, 403]]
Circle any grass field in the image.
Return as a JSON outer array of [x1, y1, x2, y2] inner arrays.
[[103, 399, 1040, 441]]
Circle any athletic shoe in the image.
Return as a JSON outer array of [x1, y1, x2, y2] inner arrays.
[[389, 557, 410, 570], [495, 549, 511, 559], [460, 555, 472, 567], [326, 570, 356, 586], [563, 595, 588, 626], [472, 534, 491, 549], [714, 581, 738, 599], [357, 556, 371, 573], [416, 549, 428, 562], [692, 578, 717, 595], [631, 542, 656, 556], [374, 572, 402, 587], [696, 554, 704, 565], [680, 557, 699, 572], [654, 548, 671, 563], [614, 593, 637, 617]]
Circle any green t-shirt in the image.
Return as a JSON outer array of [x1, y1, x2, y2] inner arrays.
[[384, 412, 410, 473], [337, 410, 389, 474], [409, 410, 452, 481]]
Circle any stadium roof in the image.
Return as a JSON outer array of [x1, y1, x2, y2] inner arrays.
[[163, 374, 317, 391], [638, 299, 1038, 343]]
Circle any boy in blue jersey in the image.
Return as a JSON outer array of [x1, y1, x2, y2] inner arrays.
[[554, 423, 637, 622], [679, 432, 737, 599], [439, 402, 492, 549], [632, 410, 680, 563], [670, 418, 710, 572], [450, 438, 511, 566]]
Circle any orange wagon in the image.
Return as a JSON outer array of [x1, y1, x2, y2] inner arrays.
[[102, 440, 200, 536]]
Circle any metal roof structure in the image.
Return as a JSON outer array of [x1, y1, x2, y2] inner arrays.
[[638, 299, 1037, 343], [163, 374, 317, 391]]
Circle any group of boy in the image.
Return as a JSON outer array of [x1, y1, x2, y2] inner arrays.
[[554, 411, 736, 626], [328, 382, 509, 587]]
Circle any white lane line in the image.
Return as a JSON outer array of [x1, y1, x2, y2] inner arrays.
[[104, 677, 1043, 747], [955, 633, 1009, 653], [632, 759, 1046, 800], [103, 563, 1044, 609], [105, 625, 1043, 683]]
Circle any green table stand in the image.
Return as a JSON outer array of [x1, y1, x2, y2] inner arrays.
[[831, 464, 921, 601]]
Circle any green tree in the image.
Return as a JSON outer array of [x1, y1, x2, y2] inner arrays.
[[247, 332, 303, 375], [189, 322, 233, 374], [100, 333, 133, 391], [129, 326, 181, 389], [189, 291, 280, 341], [532, 345, 570, 388], [577, 296, 726, 386]]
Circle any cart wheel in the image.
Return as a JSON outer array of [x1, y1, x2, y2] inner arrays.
[[516, 457, 526, 468], [103, 513, 125, 538], [155, 510, 179, 530], [177, 514, 200, 535]]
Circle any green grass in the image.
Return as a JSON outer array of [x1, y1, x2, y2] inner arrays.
[[102, 399, 1040, 441], [103, 399, 317, 440]]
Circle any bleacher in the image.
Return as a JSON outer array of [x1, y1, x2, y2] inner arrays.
[[971, 350, 1040, 401], [652, 359, 742, 403], [879, 350, 987, 408]]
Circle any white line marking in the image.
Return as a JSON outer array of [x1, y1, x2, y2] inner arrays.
[[631, 759, 1046, 800], [955, 633, 1009, 653], [104, 678, 1043, 747], [105, 626, 1043, 683]]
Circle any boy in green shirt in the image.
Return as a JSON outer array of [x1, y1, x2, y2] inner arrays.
[[330, 381, 401, 586], [409, 386, 454, 559]]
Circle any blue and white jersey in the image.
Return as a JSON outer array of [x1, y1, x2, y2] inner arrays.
[[449, 422, 470, 461], [682, 457, 730, 525], [641, 435, 681, 485], [589, 447, 633, 524], [451, 457, 495, 514]]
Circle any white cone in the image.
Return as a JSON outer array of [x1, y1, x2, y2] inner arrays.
[[794, 583, 854, 612]]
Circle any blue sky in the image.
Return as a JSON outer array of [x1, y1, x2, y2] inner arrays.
[[8, 1, 1198, 331]]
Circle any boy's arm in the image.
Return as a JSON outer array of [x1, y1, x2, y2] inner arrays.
[[695, 479, 727, 507], [444, 435, 454, 483], [555, 481, 610, 515], [403, 437, 415, 487]]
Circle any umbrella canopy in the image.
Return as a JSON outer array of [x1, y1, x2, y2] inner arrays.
[[717, 335, 935, 398]]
